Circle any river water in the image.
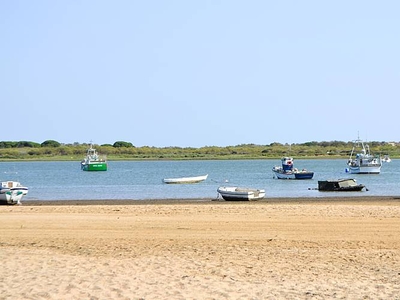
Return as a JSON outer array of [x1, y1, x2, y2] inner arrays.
[[1, 159, 399, 201]]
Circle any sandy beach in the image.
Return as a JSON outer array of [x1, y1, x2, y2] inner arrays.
[[1, 197, 400, 299]]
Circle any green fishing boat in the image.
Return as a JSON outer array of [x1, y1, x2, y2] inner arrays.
[[81, 144, 107, 171]]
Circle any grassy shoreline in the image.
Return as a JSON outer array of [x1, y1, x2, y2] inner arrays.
[[0, 155, 352, 162], [1, 141, 398, 161]]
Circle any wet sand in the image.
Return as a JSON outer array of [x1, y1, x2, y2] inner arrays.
[[1, 196, 400, 299]]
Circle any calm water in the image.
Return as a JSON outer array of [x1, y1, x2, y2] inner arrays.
[[1, 159, 399, 201]]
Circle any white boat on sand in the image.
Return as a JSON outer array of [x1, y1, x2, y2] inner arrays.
[[0, 181, 29, 205], [2, 181, 29, 195], [163, 174, 208, 184], [217, 186, 265, 201]]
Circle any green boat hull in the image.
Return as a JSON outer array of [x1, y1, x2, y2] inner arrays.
[[81, 144, 108, 171], [81, 162, 108, 171]]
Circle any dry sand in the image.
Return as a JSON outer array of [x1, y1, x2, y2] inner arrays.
[[1, 197, 400, 299]]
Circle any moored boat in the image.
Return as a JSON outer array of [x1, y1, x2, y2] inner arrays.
[[347, 139, 381, 174], [272, 157, 314, 179], [217, 186, 265, 201], [317, 178, 365, 192], [163, 174, 208, 184], [0, 181, 28, 205], [81, 143, 107, 171], [1, 181, 29, 195]]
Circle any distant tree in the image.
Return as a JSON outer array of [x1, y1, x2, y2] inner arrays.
[[302, 141, 319, 147], [113, 141, 134, 148], [16, 141, 41, 148], [41, 140, 61, 147], [0, 141, 18, 148], [269, 142, 283, 147]]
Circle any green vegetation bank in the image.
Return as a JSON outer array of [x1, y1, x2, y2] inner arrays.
[[0, 140, 398, 161]]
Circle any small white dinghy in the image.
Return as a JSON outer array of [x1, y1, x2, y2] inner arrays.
[[163, 174, 208, 184], [217, 186, 265, 201]]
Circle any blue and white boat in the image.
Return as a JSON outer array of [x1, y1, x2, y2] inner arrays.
[[272, 157, 314, 180]]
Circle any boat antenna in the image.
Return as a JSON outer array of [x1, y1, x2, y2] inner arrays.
[[287, 143, 292, 155]]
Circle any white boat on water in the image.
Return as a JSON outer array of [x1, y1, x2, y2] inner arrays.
[[163, 174, 208, 184], [0, 181, 29, 205], [217, 186, 265, 201], [347, 139, 382, 174], [382, 155, 391, 163]]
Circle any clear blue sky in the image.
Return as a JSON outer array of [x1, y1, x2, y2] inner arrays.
[[2, 1, 398, 147]]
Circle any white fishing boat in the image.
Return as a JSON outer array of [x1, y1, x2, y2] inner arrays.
[[163, 174, 208, 184], [217, 186, 265, 201], [347, 139, 382, 174], [0, 181, 28, 205], [382, 155, 391, 163]]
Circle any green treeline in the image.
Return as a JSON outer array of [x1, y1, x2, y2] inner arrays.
[[0, 140, 398, 161]]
